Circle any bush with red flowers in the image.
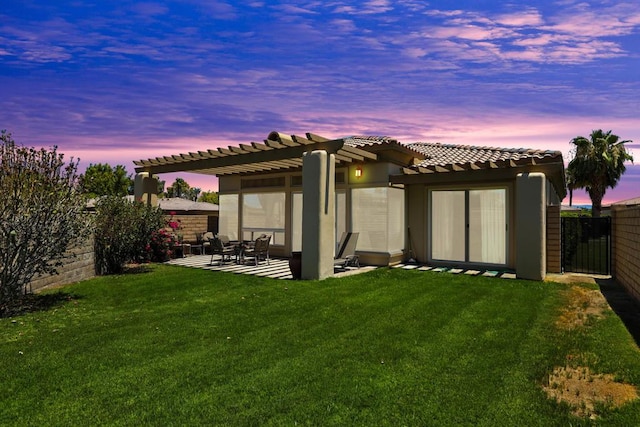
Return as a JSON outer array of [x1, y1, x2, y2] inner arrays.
[[148, 228, 179, 262]]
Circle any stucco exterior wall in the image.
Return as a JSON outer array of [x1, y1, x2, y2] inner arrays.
[[405, 184, 427, 263], [612, 205, 640, 302], [515, 173, 546, 280], [29, 236, 95, 293]]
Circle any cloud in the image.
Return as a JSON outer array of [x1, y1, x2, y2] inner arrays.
[[545, 2, 640, 37], [272, 4, 318, 15], [410, 3, 640, 65], [2, 0, 639, 202], [494, 10, 544, 27]]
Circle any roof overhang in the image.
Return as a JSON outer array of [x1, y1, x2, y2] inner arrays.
[[134, 132, 377, 177], [391, 157, 567, 199]]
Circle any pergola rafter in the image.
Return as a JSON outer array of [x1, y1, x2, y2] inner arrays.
[[134, 131, 378, 176]]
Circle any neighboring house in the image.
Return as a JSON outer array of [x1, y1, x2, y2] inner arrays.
[[134, 131, 566, 281], [87, 196, 219, 242], [602, 196, 640, 217], [561, 205, 583, 213], [156, 198, 219, 241]]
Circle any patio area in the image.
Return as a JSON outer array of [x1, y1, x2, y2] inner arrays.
[[166, 255, 376, 280]]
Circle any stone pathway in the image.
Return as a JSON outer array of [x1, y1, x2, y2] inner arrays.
[[391, 262, 517, 279]]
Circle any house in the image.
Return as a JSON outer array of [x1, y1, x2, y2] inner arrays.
[[134, 131, 566, 281]]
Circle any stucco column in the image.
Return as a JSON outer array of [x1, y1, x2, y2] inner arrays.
[[516, 172, 546, 280], [302, 150, 335, 280], [134, 172, 159, 206]]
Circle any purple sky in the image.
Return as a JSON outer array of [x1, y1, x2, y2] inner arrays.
[[2, 0, 640, 205]]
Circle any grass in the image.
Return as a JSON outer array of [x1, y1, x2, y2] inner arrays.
[[1, 265, 639, 426]]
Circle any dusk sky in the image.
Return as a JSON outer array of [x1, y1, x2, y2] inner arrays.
[[2, 0, 640, 205]]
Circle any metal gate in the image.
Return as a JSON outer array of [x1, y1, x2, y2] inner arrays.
[[561, 217, 611, 275]]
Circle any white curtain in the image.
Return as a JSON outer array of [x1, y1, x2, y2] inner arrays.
[[352, 187, 405, 252], [292, 192, 303, 251], [387, 187, 405, 253], [242, 192, 286, 244], [431, 189, 506, 265], [431, 191, 465, 261], [335, 191, 346, 255], [219, 194, 239, 240], [469, 189, 506, 264]]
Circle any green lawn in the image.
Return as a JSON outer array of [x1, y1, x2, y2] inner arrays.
[[2, 265, 639, 426]]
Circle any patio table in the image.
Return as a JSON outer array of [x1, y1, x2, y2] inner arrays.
[[233, 243, 246, 264]]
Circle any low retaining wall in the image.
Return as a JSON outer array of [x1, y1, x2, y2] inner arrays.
[[29, 236, 95, 293], [611, 204, 640, 302]]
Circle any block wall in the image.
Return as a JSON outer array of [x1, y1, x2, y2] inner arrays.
[[165, 214, 211, 243], [29, 236, 95, 293], [546, 205, 561, 274], [612, 205, 640, 302]]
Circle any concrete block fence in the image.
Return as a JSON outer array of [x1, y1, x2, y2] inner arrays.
[[29, 236, 96, 293], [612, 204, 640, 302], [165, 214, 210, 243]]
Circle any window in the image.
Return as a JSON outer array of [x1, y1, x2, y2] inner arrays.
[[242, 192, 286, 244], [352, 187, 405, 253], [219, 194, 239, 240], [469, 189, 506, 264], [431, 191, 465, 262], [430, 188, 507, 265], [292, 192, 303, 251]]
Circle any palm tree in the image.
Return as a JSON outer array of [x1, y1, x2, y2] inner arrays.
[[567, 129, 633, 217], [565, 168, 576, 207]]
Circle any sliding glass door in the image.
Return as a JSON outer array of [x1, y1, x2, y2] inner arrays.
[[431, 191, 466, 262], [431, 188, 507, 265]]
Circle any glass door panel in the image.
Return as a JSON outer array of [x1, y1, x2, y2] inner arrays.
[[431, 190, 466, 262], [469, 189, 506, 264]]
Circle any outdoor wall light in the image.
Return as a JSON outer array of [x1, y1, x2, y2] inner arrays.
[[355, 165, 363, 178]]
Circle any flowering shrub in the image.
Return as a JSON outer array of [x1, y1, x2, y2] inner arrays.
[[167, 212, 182, 243], [94, 196, 165, 274], [147, 228, 179, 262]]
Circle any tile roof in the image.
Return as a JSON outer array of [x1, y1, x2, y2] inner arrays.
[[344, 136, 398, 147], [343, 136, 563, 172], [406, 142, 562, 169], [611, 196, 640, 207]]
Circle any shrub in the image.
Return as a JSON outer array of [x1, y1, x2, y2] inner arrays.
[[93, 196, 165, 274], [148, 228, 179, 262], [0, 131, 91, 309]]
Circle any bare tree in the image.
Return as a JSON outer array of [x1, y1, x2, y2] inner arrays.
[[0, 131, 91, 308]]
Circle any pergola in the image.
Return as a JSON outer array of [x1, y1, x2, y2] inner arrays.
[[134, 131, 377, 280], [133, 131, 377, 177]]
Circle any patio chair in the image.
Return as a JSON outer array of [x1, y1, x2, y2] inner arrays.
[[200, 232, 214, 254], [243, 235, 271, 266], [217, 234, 233, 246], [334, 232, 359, 269], [209, 236, 235, 266]]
